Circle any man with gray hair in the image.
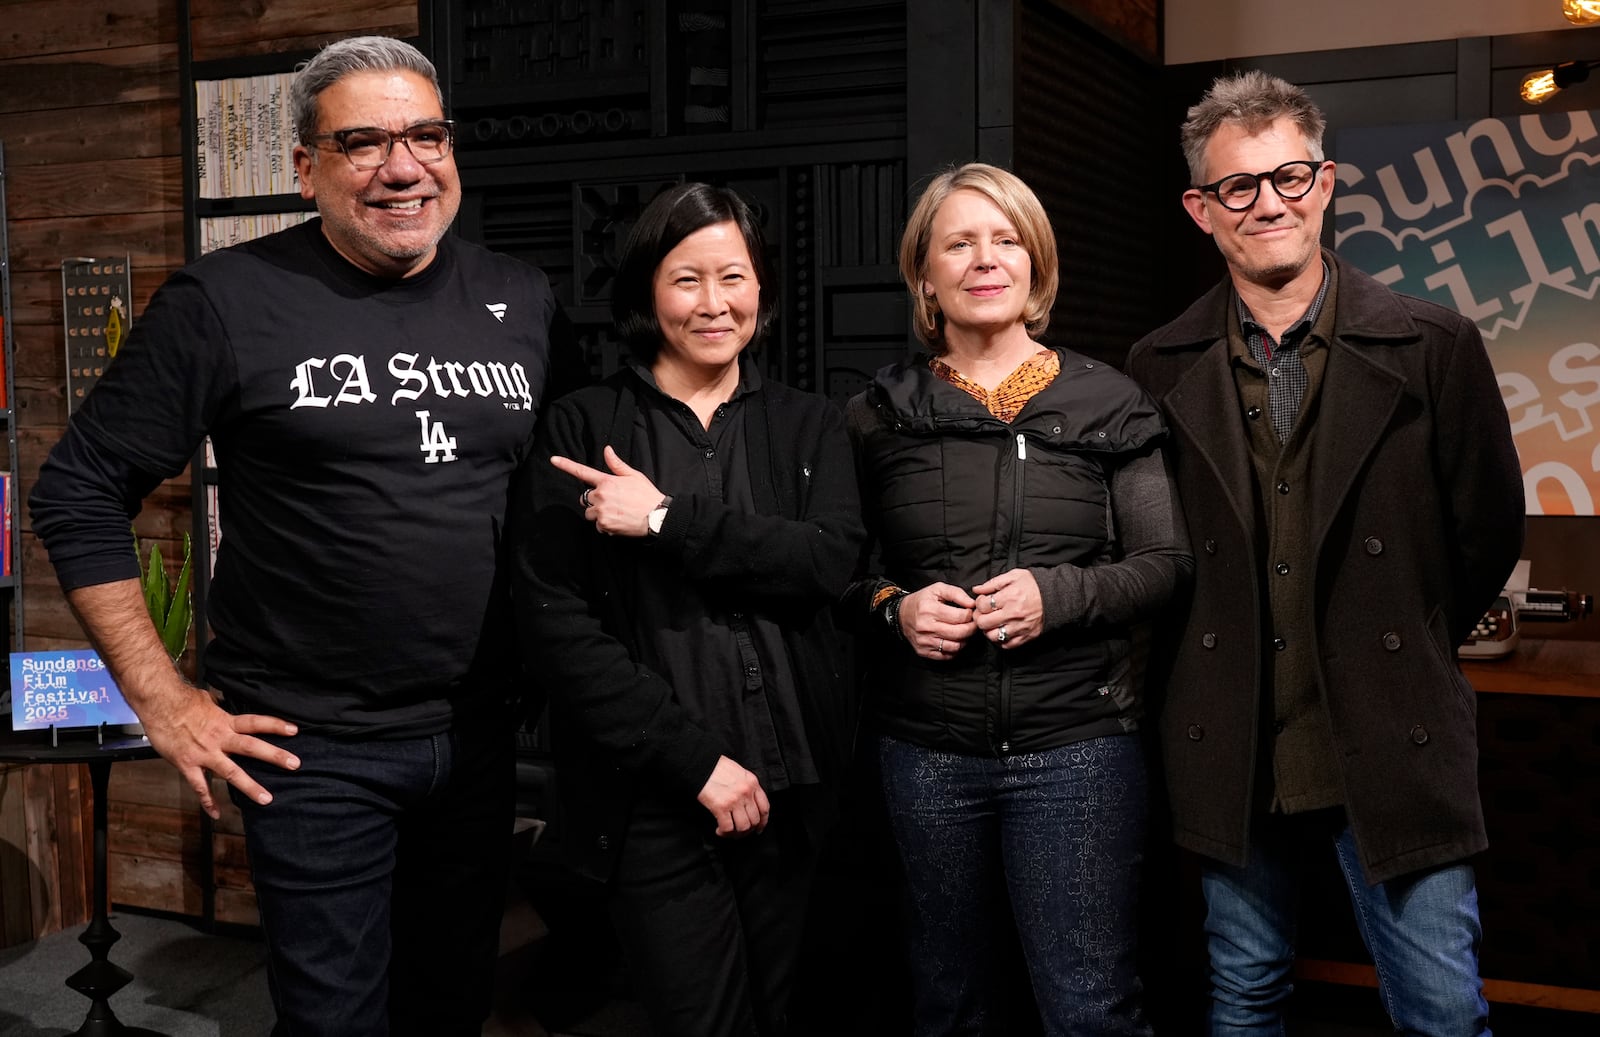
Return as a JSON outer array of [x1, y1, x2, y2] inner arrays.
[[1128, 70, 1522, 1034], [31, 35, 566, 1035]]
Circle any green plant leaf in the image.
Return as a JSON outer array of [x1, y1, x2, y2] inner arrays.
[[142, 538, 170, 624], [159, 533, 194, 661], [136, 533, 193, 662]]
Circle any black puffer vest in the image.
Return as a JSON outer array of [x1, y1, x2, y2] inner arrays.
[[848, 347, 1166, 755]]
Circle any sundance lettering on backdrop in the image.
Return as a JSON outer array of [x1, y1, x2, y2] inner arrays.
[[1336, 111, 1600, 515]]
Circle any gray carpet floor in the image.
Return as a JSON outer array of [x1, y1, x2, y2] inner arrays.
[[0, 912, 272, 1036], [0, 907, 1394, 1037], [7, 908, 1568, 1036], [0, 903, 649, 1037]]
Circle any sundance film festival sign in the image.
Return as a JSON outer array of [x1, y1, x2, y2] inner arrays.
[[1336, 111, 1600, 515]]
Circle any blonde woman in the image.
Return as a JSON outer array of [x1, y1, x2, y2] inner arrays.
[[846, 163, 1191, 1035]]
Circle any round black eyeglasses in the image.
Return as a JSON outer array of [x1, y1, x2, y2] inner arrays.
[[1195, 160, 1323, 211]]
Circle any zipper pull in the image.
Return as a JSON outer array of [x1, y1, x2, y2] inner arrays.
[[1016, 433, 1026, 460]]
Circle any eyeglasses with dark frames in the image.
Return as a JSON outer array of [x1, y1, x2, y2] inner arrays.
[[306, 120, 456, 170], [1194, 160, 1325, 212]]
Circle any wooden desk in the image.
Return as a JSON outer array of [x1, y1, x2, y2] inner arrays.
[[1460, 637, 1600, 698]]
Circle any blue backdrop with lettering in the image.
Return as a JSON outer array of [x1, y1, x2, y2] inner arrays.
[[1335, 111, 1600, 515], [9, 649, 140, 731]]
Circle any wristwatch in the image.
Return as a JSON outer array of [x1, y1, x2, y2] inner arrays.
[[647, 495, 673, 536]]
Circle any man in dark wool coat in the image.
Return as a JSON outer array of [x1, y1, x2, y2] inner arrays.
[[1128, 69, 1523, 1037]]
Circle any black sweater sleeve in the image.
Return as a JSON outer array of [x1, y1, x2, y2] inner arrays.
[[1033, 446, 1194, 630], [31, 272, 234, 591], [29, 434, 167, 591]]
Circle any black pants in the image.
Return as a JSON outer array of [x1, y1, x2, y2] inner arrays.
[[233, 725, 515, 1037], [609, 786, 822, 1037]]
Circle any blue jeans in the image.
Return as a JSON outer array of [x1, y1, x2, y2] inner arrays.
[[1201, 811, 1490, 1036], [232, 724, 514, 1037], [879, 733, 1152, 1037]]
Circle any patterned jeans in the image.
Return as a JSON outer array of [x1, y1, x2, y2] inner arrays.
[[879, 733, 1153, 1037]]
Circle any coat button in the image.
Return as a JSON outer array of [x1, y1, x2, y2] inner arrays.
[[596, 835, 610, 851], [1274, 561, 1290, 575], [1410, 725, 1429, 745], [1273, 637, 1287, 651], [1202, 632, 1218, 649], [1383, 632, 1402, 651], [1364, 537, 1384, 556], [1187, 723, 1204, 741], [1276, 480, 1291, 495], [1246, 406, 1262, 420], [1204, 539, 1217, 555]]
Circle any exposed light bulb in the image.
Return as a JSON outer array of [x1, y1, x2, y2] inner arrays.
[[1563, 0, 1600, 26], [1521, 68, 1560, 104]]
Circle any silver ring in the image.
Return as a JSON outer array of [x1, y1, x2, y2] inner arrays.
[[580, 488, 593, 508], [936, 637, 945, 654], [989, 594, 999, 612], [996, 625, 1008, 643]]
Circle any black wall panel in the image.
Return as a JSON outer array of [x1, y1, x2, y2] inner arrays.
[[1016, 0, 1161, 368], [435, 0, 910, 405]]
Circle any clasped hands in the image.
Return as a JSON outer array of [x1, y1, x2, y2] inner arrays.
[[897, 569, 1043, 660], [552, 446, 662, 538]]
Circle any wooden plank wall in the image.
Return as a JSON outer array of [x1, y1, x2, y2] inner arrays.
[[0, 0, 414, 946]]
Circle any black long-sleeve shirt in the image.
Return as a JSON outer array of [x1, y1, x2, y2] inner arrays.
[[623, 361, 816, 789], [30, 222, 562, 735], [508, 361, 864, 807]]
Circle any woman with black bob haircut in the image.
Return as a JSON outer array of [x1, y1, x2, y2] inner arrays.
[[507, 181, 865, 1037], [610, 183, 778, 362]]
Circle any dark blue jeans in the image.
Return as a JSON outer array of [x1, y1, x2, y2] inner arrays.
[[1201, 810, 1490, 1036], [231, 724, 514, 1037], [879, 733, 1152, 1037]]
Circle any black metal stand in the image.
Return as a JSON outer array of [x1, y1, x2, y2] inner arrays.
[[65, 758, 164, 1036], [0, 739, 166, 1036]]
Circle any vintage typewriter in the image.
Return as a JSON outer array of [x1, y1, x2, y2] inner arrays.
[[1458, 581, 1593, 661], [1509, 588, 1594, 624], [1459, 594, 1520, 659]]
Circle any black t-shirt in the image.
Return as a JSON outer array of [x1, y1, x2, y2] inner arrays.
[[32, 220, 560, 736]]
